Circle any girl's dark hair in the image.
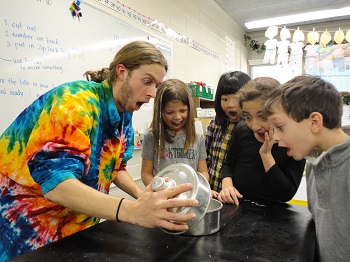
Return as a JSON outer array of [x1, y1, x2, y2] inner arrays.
[[214, 71, 251, 129], [84, 41, 168, 83]]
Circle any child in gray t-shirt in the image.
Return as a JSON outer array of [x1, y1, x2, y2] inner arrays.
[[141, 79, 216, 197]]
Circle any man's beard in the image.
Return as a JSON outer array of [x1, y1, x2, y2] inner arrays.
[[118, 78, 134, 112]]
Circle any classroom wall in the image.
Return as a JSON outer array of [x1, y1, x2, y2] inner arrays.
[[87, 0, 248, 93]]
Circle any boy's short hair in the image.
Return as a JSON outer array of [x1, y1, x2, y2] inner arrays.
[[264, 75, 343, 129]]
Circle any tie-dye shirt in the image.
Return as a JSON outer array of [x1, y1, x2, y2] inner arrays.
[[0, 80, 134, 261]]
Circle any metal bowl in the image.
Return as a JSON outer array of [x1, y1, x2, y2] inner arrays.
[[182, 198, 223, 236], [151, 163, 211, 235]]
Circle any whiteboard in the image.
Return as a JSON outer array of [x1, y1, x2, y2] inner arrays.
[[0, 0, 172, 134]]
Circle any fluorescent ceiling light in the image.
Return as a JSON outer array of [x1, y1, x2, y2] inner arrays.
[[245, 6, 350, 29]]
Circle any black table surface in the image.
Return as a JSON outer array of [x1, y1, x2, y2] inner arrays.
[[11, 199, 316, 262]]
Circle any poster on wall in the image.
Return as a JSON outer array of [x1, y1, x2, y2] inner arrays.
[[304, 43, 350, 77]]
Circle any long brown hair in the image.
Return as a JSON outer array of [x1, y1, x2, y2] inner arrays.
[[84, 40, 168, 82], [150, 79, 196, 156]]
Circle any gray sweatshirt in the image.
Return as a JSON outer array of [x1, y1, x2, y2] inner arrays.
[[306, 138, 350, 261]]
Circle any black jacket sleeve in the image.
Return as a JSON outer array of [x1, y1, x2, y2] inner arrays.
[[263, 150, 306, 202]]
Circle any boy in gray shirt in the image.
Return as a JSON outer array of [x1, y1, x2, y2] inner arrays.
[[264, 75, 350, 261]]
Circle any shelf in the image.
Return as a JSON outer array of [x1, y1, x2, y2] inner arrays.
[[192, 97, 214, 118]]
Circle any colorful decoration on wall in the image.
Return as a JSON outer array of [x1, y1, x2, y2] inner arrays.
[[293, 27, 305, 43], [262, 26, 278, 64], [320, 30, 332, 47], [277, 27, 291, 66], [307, 29, 320, 45], [261, 26, 350, 76], [70, 0, 82, 20]]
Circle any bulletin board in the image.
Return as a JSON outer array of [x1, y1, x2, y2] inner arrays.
[[0, 0, 172, 134]]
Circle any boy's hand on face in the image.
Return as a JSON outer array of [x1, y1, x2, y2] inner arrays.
[[259, 125, 276, 156]]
